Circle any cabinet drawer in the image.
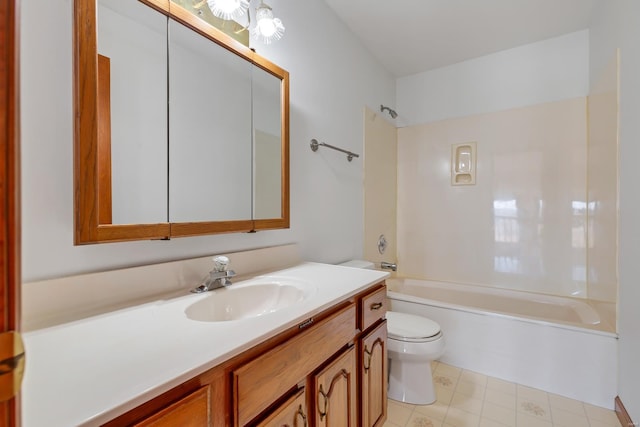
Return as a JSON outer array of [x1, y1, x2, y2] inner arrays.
[[256, 387, 307, 427], [233, 303, 356, 426], [134, 386, 209, 427], [360, 285, 387, 331]]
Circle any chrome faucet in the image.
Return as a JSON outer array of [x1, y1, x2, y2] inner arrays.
[[191, 256, 237, 293], [380, 261, 397, 272]]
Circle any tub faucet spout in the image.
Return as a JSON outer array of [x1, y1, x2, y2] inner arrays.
[[381, 261, 397, 272]]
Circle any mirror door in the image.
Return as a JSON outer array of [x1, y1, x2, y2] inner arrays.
[[98, 0, 169, 225], [168, 18, 253, 227]]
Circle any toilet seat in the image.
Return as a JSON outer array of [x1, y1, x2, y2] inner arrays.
[[386, 311, 442, 342]]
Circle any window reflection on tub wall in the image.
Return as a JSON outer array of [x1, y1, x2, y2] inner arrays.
[[492, 199, 521, 275]]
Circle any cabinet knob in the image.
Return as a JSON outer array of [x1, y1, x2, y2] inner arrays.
[[363, 338, 385, 373], [370, 302, 383, 311], [317, 385, 328, 420], [295, 404, 307, 427], [363, 346, 372, 373], [317, 369, 349, 421]]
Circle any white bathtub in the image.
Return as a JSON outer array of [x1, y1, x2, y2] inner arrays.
[[386, 278, 618, 409]]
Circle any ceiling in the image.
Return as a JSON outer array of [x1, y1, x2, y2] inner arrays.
[[323, 0, 598, 77]]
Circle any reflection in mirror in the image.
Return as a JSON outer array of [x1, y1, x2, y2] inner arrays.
[[252, 69, 282, 219], [254, 130, 281, 218], [97, 0, 168, 224], [168, 18, 253, 222]]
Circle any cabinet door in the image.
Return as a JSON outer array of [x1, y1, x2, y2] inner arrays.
[[257, 388, 307, 427], [134, 386, 210, 427], [313, 347, 357, 427], [360, 321, 387, 427]]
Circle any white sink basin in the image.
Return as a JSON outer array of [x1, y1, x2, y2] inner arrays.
[[185, 280, 313, 322]]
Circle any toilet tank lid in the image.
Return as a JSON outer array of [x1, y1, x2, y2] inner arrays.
[[338, 260, 375, 269], [386, 311, 441, 339]]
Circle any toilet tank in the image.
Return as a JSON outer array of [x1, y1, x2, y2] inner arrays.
[[338, 260, 375, 269]]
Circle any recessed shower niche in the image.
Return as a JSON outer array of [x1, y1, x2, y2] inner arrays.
[[451, 142, 477, 185]]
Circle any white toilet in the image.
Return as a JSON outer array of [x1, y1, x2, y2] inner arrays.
[[386, 311, 445, 404], [338, 260, 446, 405]]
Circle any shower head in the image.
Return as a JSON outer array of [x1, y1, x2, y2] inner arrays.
[[380, 104, 398, 119]]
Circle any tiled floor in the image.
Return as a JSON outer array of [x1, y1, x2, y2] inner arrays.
[[384, 361, 621, 427]]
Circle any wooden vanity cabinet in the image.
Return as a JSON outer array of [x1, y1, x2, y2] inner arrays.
[[232, 303, 357, 426], [102, 282, 388, 427]]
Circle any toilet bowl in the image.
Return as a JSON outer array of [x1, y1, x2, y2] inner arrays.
[[386, 311, 445, 404], [338, 260, 446, 405]]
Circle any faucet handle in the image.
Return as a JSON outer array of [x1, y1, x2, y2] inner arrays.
[[212, 256, 230, 272]]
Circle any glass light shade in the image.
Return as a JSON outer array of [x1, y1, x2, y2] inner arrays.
[[252, 3, 285, 44], [206, 0, 250, 20]]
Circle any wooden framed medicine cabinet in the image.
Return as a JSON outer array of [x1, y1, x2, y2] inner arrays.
[[74, 0, 289, 244]]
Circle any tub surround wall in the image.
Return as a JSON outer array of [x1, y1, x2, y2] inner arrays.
[[589, 0, 640, 421], [363, 107, 398, 266], [20, 0, 395, 282], [586, 51, 619, 304], [397, 97, 589, 299]]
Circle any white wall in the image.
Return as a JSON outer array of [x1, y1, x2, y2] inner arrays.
[[589, 0, 640, 420], [397, 30, 589, 127], [20, 0, 395, 281]]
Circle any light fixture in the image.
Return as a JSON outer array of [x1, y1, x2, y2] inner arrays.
[[203, 0, 285, 44], [251, 1, 285, 44], [206, 0, 250, 21]]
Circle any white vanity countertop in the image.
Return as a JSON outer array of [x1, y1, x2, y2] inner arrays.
[[21, 262, 388, 427]]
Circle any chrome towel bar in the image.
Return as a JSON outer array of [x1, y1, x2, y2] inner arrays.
[[310, 139, 360, 162]]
